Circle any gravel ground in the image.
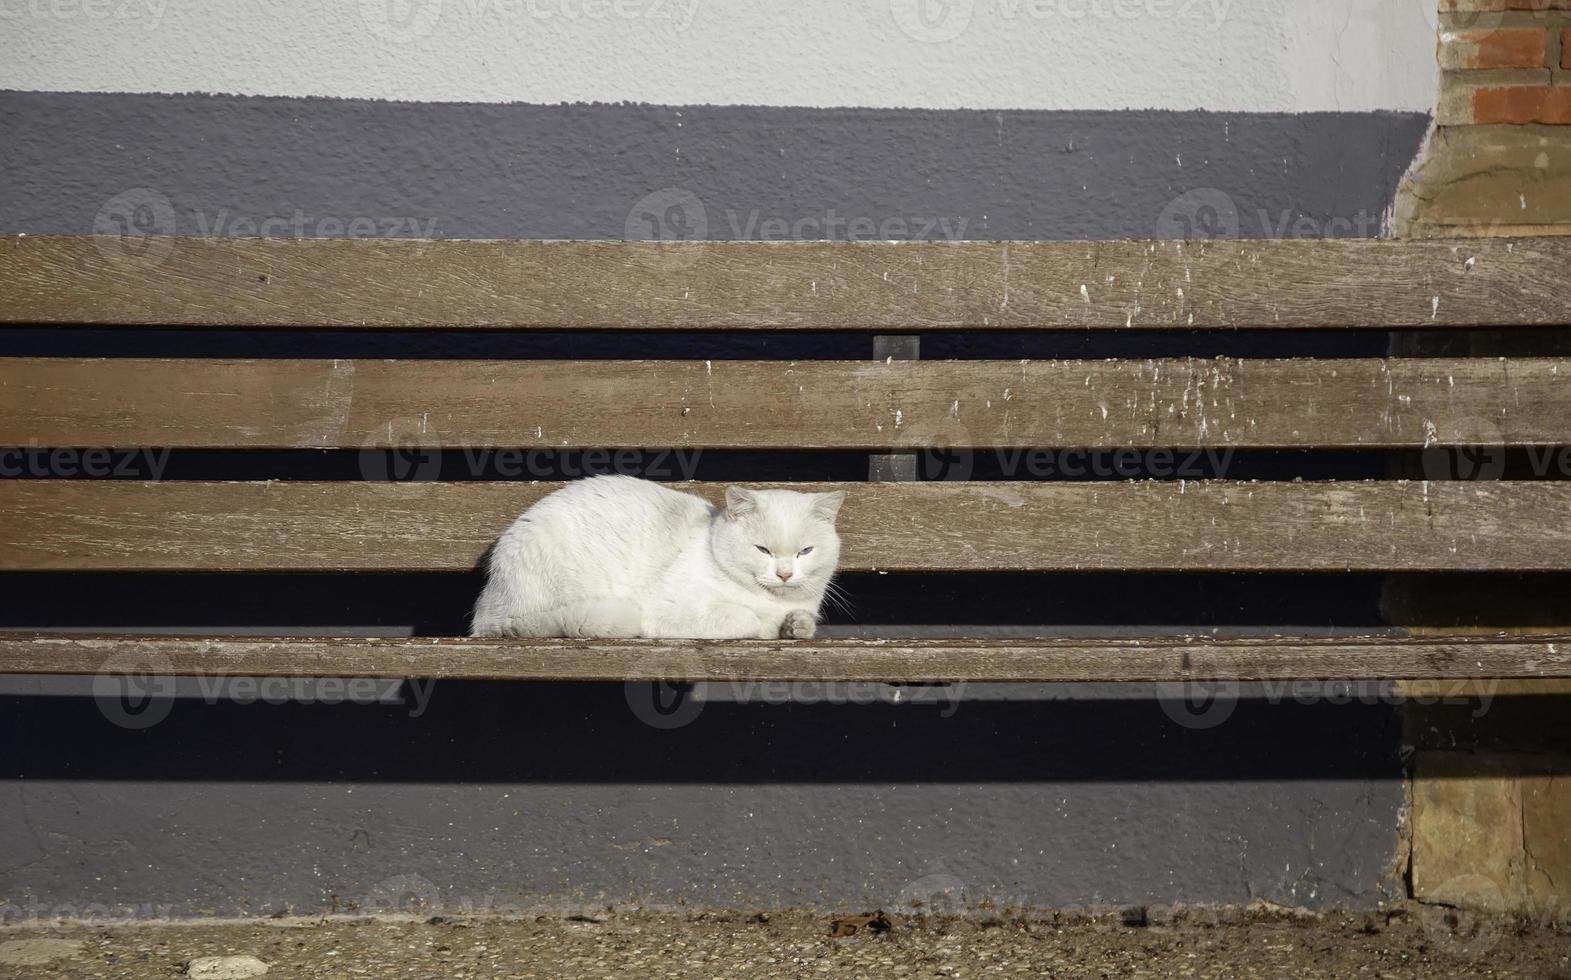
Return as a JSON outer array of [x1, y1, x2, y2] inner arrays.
[[2, 905, 1569, 979]]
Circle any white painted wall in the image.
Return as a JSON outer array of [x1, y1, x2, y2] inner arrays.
[[2, 0, 1435, 111]]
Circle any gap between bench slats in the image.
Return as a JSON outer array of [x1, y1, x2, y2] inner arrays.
[[3, 481, 1570, 572], [4, 357, 1569, 449], [3, 237, 1569, 329]]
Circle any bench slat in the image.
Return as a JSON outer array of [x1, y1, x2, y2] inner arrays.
[[4, 481, 1569, 572], [5, 357, 1569, 449], [3, 236, 1568, 330], [4, 633, 1569, 681]]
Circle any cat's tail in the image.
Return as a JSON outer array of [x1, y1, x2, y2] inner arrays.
[[470, 597, 644, 639]]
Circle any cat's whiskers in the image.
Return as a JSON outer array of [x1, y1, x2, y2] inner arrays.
[[820, 578, 854, 618]]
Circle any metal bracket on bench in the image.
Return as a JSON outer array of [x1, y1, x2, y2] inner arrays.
[[869, 335, 919, 482]]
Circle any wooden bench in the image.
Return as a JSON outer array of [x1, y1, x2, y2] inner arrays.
[[2, 235, 1570, 682]]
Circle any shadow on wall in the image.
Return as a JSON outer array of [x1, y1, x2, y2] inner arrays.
[[3, 680, 1409, 783]]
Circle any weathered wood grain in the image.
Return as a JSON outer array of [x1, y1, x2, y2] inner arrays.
[[3, 236, 1568, 329], [5, 357, 1568, 449], [5, 633, 1570, 681], [3, 481, 1569, 572]]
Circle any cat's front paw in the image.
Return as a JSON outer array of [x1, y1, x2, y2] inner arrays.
[[780, 610, 817, 640]]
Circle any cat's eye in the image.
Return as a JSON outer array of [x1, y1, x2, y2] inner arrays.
[[798, 547, 814, 556], [755, 545, 771, 555]]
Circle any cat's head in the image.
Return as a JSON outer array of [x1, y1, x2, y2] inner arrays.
[[712, 486, 846, 596]]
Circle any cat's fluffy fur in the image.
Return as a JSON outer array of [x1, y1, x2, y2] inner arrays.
[[471, 475, 845, 639]]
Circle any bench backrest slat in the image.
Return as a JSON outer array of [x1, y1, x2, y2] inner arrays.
[[4, 480, 1569, 573], [4, 236, 1570, 329], [4, 356, 1569, 450]]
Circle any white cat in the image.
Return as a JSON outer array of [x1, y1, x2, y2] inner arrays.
[[471, 475, 845, 639]]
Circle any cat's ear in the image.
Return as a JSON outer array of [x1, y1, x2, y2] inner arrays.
[[812, 490, 847, 523], [724, 485, 757, 520]]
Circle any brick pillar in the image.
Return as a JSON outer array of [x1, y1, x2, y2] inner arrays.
[[1396, 0, 1571, 236], [1393, 1, 1571, 932]]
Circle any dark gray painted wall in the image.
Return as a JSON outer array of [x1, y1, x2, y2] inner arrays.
[[1, 92, 1428, 241]]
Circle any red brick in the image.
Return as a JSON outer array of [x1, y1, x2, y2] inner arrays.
[[1441, 28, 1548, 69], [1442, 0, 1571, 10], [1472, 85, 1571, 123], [1563, 27, 1571, 68], [1478, 29, 1550, 66]]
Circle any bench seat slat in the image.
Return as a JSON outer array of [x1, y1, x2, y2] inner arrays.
[[3, 480, 1569, 572], [3, 236, 1569, 330], [4, 633, 1569, 681], [5, 357, 1569, 449]]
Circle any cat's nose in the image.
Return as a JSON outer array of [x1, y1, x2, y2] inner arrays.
[[776, 570, 793, 582]]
